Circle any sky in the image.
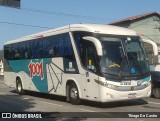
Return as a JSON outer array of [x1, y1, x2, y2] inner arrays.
[[0, 0, 160, 50]]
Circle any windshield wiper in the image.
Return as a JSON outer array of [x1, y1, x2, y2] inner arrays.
[[118, 47, 129, 79]]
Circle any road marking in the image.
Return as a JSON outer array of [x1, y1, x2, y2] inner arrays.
[[22, 97, 29, 100], [0, 83, 6, 87], [0, 92, 6, 95], [40, 101, 63, 107], [148, 101, 160, 105], [80, 108, 96, 112]]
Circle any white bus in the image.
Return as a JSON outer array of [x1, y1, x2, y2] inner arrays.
[[4, 24, 151, 104]]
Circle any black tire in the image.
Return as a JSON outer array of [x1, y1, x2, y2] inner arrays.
[[69, 83, 81, 105], [16, 79, 25, 95], [153, 88, 160, 99]]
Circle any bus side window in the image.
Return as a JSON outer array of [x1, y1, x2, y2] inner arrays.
[[11, 45, 15, 59], [4, 45, 9, 60], [63, 33, 74, 59], [43, 38, 50, 57], [84, 42, 97, 73], [31, 39, 43, 58], [14, 43, 21, 60], [26, 41, 32, 59], [20, 42, 26, 59], [74, 34, 84, 63]]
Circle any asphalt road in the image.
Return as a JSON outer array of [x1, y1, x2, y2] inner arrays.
[[0, 81, 160, 121]]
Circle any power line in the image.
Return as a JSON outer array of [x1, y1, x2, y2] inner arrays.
[[0, 21, 51, 29], [0, 5, 117, 22], [0, 5, 121, 31], [21, 7, 117, 21], [0, 6, 116, 29]]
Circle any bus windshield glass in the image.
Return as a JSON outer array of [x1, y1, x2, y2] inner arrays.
[[97, 35, 149, 80]]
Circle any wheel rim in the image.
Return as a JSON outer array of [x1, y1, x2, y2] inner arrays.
[[17, 83, 22, 93], [154, 88, 160, 98], [70, 87, 78, 99]]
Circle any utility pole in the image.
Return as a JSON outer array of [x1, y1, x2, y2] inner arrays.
[[0, 0, 20, 8]]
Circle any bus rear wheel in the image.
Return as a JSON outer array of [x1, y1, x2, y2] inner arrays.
[[69, 83, 81, 105], [16, 79, 25, 95]]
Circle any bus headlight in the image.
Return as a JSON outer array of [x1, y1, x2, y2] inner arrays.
[[106, 83, 118, 89], [95, 79, 118, 89], [95, 79, 106, 86], [143, 81, 151, 87]]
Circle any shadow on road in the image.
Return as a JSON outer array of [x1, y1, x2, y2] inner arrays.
[[1, 89, 87, 121], [0, 94, 36, 112], [10, 89, 148, 109], [10, 90, 67, 103], [82, 99, 148, 108]]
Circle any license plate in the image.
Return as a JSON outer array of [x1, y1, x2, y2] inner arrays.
[[128, 93, 136, 98], [131, 81, 137, 86], [121, 81, 131, 86]]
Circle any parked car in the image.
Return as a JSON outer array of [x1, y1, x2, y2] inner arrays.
[[150, 71, 160, 99]]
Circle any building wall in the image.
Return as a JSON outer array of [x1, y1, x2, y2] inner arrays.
[[128, 15, 160, 45]]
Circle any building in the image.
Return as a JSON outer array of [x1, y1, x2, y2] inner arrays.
[[110, 12, 160, 49]]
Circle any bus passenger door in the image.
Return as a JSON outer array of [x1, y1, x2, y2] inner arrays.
[[81, 41, 100, 101]]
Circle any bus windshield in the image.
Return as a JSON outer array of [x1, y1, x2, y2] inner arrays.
[[98, 35, 149, 80]]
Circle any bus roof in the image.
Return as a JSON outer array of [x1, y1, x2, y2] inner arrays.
[[5, 24, 137, 45]]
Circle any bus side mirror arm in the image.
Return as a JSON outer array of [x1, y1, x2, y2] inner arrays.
[[154, 55, 159, 65], [82, 36, 103, 56]]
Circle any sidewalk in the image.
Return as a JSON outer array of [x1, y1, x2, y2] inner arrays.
[[0, 75, 5, 86], [0, 75, 4, 82], [0, 81, 6, 87], [0, 79, 8, 87]]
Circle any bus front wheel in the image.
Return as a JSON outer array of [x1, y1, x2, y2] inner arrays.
[[153, 88, 160, 99], [69, 83, 81, 105], [16, 79, 25, 95]]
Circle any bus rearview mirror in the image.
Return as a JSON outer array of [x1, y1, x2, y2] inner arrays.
[[82, 36, 103, 56]]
